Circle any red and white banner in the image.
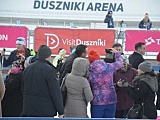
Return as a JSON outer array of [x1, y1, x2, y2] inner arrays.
[[0, 26, 28, 48], [34, 27, 115, 56], [125, 30, 160, 52]]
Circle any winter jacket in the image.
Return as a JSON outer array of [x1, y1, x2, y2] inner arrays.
[[22, 58, 64, 117], [125, 74, 158, 119], [0, 72, 5, 117], [139, 20, 152, 30], [64, 58, 93, 118], [114, 64, 137, 110], [59, 52, 78, 84], [89, 52, 123, 105], [4, 48, 30, 68], [129, 52, 145, 69], [2, 71, 23, 117], [104, 15, 114, 28]]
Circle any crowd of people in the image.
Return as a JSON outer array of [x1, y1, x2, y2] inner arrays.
[[0, 36, 160, 119]]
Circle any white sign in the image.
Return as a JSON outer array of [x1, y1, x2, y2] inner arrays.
[[0, 0, 159, 21]]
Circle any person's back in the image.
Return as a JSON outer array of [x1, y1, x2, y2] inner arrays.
[[2, 61, 23, 117], [129, 42, 145, 69], [22, 45, 64, 117], [64, 58, 93, 118], [88, 49, 123, 118], [59, 44, 88, 84]]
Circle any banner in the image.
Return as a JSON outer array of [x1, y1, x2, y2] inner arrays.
[[0, 26, 28, 48], [125, 30, 160, 52], [34, 27, 115, 55], [0, 0, 159, 21]]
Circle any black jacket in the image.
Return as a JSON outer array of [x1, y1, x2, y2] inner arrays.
[[4, 48, 30, 68], [2, 72, 23, 117], [59, 53, 78, 84], [139, 20, 152, 30], [128, 52, 145, 69], [22, 58, 64, 117], [125, 74, 158, 119]]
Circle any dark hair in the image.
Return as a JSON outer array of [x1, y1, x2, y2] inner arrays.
[[58, 48, 63, 53], [112, 43, 122, 48], [135, 42, 145, 50], [75, 44, 87, 57], [3, 48, 6, 52]]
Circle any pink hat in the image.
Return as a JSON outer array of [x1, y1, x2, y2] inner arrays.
[[145, 13, 149, 17]]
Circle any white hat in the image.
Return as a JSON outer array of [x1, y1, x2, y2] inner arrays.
[[16, 37, 26, 45]]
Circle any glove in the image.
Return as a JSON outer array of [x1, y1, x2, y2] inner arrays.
[[117, 79, 129, 87]]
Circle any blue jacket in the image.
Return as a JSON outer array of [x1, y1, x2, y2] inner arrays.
[[104, 15, 114, 28]]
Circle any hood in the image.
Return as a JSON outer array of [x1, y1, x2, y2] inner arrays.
[[133, 74, 158, 92], [89, 60, 106, 74], [71, 57, 90, 76]]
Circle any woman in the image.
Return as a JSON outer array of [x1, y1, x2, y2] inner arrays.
[[88, 49, 123, 118], [117, 61, 158, 119], [0, 71, 5, 117], [4, 37, 30, 68], [2, 61, 23, 117], [139, 13, 152, 30], [64, 57, 93, 118]]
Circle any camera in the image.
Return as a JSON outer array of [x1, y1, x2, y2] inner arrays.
[[105, 49, 112, 54], [122, 78, 127, 84], [105, 49, 114, 59]]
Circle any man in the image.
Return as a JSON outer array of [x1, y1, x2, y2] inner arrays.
[[128, 42, 145, 69], [112, 43, 123, 54], [114, 56, 137, 118], [156, 52, 160, 110], [104, 43, 123, 63], [104, 10, 114, 28], [59, 44, 88, 84], [22, 45, 64, 117]]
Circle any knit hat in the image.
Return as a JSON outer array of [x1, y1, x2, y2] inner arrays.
[[16, 37, 26, 45], [157, 52, 160, 61], [122, 55, 128, 64], [108, 10, 112, 14], [38, 45, 52, 59], [145, 13, 149, 17], [138, 61, 152, 72], [88, 50, 101, 63]]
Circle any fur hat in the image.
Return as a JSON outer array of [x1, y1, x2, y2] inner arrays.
[[138, 61, 152, 72], [88, 50, 101, 63], [16, 37, 26, 45], [157, 52, 160, 61], [38, 45, 52, 59]]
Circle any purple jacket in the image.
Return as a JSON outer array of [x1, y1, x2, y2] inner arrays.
[[89, 53, 123, 105], [113, 64, 138, 110]]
